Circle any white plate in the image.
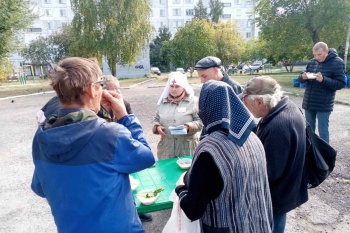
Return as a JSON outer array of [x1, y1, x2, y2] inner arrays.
[[306, 73, 316, 79], [176, 158, 192, 170], [136, 189, 159, 205], [129, 175, 140, 191]]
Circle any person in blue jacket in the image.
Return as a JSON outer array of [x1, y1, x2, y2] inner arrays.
[[31, 57, 155, 233]]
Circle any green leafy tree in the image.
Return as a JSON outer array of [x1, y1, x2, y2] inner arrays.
[[49, 25, 74, 63], [213, 20, 245, 67], [150, 27, 172, 72], [170, 19, 216, 74], [0, 0, 34, 64], [22, 36, 51, 67], [254, 0, 350, 69], [194, 0, 208, 20], [22, 25, 74, 68], [209, 0, 224, 23], [70, 0, 152, 76]]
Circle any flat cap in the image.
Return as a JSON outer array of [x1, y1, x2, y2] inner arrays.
[[194, 56, 222, 70], [239, 76, 279, 99]]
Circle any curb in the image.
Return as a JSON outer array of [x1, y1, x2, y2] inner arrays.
[[0, 91, 55, 101], [120, 78, 155, 89]]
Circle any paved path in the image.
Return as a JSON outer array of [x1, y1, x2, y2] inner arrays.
[[0, 79, 349, 232]]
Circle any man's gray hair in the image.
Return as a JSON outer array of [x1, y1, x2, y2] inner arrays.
[[102, 75, 119, 90], [313, 42, 328, 52], [247, 91, 283, 108]]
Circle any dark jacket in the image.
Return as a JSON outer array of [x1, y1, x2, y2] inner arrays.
[[298, 48, 345, 112], [221, 74, 243, 95], [256, 97, 308, 214]]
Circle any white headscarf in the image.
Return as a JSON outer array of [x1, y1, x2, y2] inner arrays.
[[157, 72, 194, 105]]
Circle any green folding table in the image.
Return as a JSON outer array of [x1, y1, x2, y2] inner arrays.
[[131, 156, 191, 214]]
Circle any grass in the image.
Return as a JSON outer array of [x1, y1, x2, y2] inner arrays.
[[0, 77, 151, 98], [152, 72, 349, 103], [0, 74, 348, 103]]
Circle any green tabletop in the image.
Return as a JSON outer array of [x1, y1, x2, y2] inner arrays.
[[131, 156, 192, 214]]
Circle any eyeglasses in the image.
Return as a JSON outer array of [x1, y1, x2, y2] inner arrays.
[[93, 80, 106, 88]]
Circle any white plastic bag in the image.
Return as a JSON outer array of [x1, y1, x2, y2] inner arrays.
[[162, 196, 201, 233]]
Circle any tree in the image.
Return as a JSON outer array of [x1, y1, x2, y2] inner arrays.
[[22, 36, 51, 67], [150, 27, 172, 72], [0, 0, 34, 64], [194, 0, 208, 20], [169, 19, 216, 73], [254, 0, 350, 67], [22, 25, 74, 68], [70, 0, 152, 76], [209, 0, 224, 23], [213, 20, 245, 67]]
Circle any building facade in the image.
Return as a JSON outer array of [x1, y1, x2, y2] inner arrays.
[[10, 0, 258, 78], [150, 0, 258, 39]]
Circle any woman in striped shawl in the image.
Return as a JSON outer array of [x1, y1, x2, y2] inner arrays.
[[175, 80, 273, 233]]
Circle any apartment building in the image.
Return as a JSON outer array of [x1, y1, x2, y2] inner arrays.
[[10, 0, 73, 75], [150, 0, 258, 39], [10, 0, 258, 78]]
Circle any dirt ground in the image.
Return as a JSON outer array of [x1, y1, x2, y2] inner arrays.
[[0, 79, 349, 233]]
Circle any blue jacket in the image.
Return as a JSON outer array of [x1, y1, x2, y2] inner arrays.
[[299, 48, 345, 112], [31, 110, 155, 233]]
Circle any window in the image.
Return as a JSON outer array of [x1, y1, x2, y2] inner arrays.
[[246, 0, 252, 4], [59, 0, 66, 3], [173, 8, 181, 16], [28, 28, 42, 32], [159, 0, 165, 4], [160, 22, 164, 27], [246, 32, 252, 38], [47, 22, 54, 30], [45, 9, 53, 16], [186, 9, 194, 16], [222, 14, 231, 19], [247, 20, 251, 28], [185, 0, 194, 3], [60, 9, 66, 17], [173, 0, 180, 3], [236, 9, 242, 17], [222, 3, 231, 7], [235, 0, 241, 5], [173, 21, 182, 28], [160, 9, 165, 17], [44, 0, 51, 4]]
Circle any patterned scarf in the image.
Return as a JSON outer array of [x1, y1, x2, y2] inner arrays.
[[199, 80, 255, 146], [43, 109, 98, 130]]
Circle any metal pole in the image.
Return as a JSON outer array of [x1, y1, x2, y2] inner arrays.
[[344, 16, 350, 70]]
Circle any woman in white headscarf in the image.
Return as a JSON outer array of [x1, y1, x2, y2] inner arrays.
[[153, 72, 203, 160]]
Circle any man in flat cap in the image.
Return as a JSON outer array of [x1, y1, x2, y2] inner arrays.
[[194, 56, 243, 95], [241, 76, 308, 233]]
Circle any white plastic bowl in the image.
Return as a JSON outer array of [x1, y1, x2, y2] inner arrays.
[[176, 158, 192, 170], [129, 175, 140, 191], [136, 189, 159, 205]]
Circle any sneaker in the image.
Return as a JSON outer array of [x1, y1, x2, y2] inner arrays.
[[139, 213, 153, 222]]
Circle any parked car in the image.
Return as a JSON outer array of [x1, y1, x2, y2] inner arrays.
[[151, 67, 161, 75], [176, 68, 185, 74], [250, 61, 264, 71]]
